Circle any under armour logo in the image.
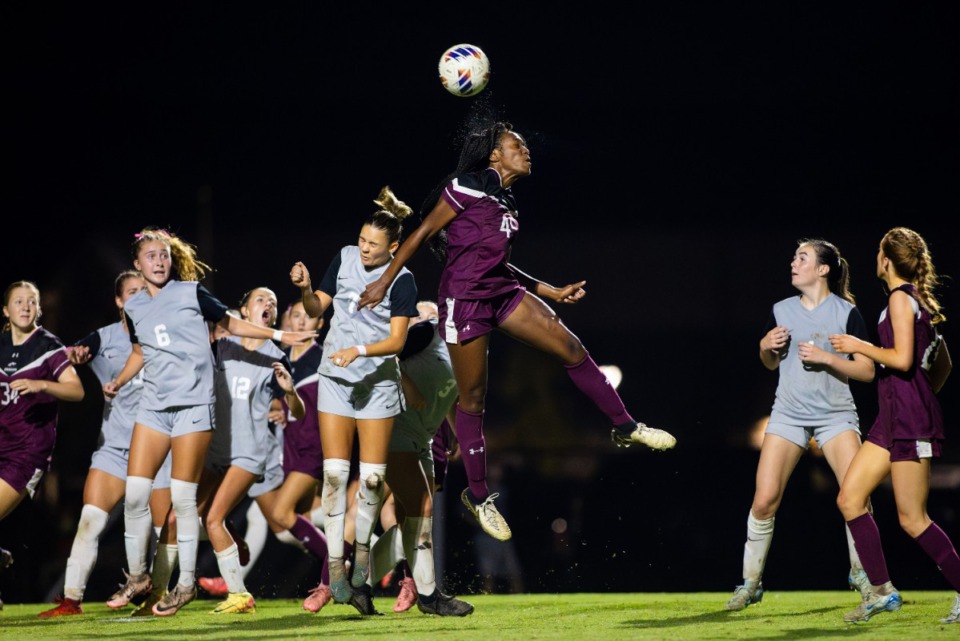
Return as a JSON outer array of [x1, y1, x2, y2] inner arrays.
[[468, 446, 484, 455]]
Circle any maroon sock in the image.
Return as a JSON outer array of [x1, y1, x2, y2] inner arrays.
[[290, 514, 329, 563], [564, 354, 634, 426], [400, 560, 411, 579], [915, 522, 960, 592], [455, 405, 489, 501], [847, 513, 891, 585]]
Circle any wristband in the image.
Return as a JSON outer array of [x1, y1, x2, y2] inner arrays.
[[355, 345, 367, 356], [272, 329, 283, 342]]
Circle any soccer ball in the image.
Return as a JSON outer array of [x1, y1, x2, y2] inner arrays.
[[438, 44, 490, 97]]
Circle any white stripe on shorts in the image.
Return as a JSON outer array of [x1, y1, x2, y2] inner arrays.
[[444, 297, 459, 343]]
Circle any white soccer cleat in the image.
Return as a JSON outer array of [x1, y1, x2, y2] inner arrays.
[[843, 588, 902, 623], [942, 593, 960, 624], [461, 489, 512, 541], [725, 580, 763, 611], [612, 423, 677, 451]]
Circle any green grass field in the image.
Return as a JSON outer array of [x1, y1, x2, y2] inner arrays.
[[1, 591, 956, 640]]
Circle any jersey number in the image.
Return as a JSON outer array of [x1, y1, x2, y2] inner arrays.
[[0, 382, 19, 407], [230, 376, 251, 399], [154, 324, 171, 347], [500, 214, 519, 238]]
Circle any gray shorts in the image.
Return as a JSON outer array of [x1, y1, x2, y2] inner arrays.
[[317, 374, 404, 420], [248, 434, 283, 498], [765, 421, 860, 449], [137, 404, 215, 438], [389, 419, 435, 478], [90, 445, 173, 489]]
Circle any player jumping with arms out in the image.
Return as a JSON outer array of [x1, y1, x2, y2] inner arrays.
[[357, 121, 676, 541]]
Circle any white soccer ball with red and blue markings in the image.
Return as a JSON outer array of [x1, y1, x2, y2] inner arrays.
[[438, 44, 490, 97]]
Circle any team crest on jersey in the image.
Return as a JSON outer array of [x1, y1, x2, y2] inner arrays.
[[500, 213, 519, 238]]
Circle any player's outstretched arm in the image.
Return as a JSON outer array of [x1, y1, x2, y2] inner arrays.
[[508, 263, 586, 305]]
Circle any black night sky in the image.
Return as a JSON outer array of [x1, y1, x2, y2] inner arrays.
[[3, 3, 958, 601]]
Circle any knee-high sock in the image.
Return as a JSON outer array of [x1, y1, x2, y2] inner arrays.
[[743, 511, 775, 582], [275, 529, 307, 552], [847, 513, 891, 586], [370, 524, 406, 584], [845, 524, 865, 570], [322, 458, 351, 559], [124, 476, 155, 576], [455, 405, 489, 500], [216, 543, 246, 594], [403, 516, 436, 598], [564, 354, 634, 426], [242, 501, 269, 578], [290, 515, 329, 562], [354, 462, 387, 547], [64, 504, 109, 601], [151, 543, 178, 594], [170, 479, 199, 587], [915, 522, 960, 591], [310, 503, 326, 530]]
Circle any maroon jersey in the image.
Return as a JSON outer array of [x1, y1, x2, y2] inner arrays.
[[281, 342, 323, 477], [871, 283, 945, 442], [0, 327, 71, 461], [438, 167, 520, 300]]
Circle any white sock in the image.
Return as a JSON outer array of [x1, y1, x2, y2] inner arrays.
[[274, 529, 307, 552], [322, 459, 351, 559], [370, 524, 405, 585], [743, 511, 775, 582], [153, 526, 162, 540], [354, 462, 387, 547], [310, 504, 325, 530], [64, 504, 109, 601], [243, 502, 269, 579], [123, 476, 155, 576], [402, 516, 436, 598], [170, 479, 199, 587], [151, 543, 178, 594], [215, 543, 246, 594]]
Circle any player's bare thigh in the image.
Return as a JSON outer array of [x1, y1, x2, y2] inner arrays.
[[499, 292, 586, 364]]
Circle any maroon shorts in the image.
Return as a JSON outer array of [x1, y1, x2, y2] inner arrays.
[[867, 432, 943, 462], [0, 430, 55, 497], [282, 434, 324, 479], [438, 287, 526, 344]]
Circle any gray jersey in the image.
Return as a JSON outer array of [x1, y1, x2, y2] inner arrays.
[[208, 336, 286, 475], [319, 245, 417, 385], [768, 293, 868, 426], [394, 319, 458, 436], [124, 281, 223, 410], [87, 322, 144, 451]]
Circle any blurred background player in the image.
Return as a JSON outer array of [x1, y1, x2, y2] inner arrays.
[[370, 300, 473, 616], [1, 280, 85, 608]]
